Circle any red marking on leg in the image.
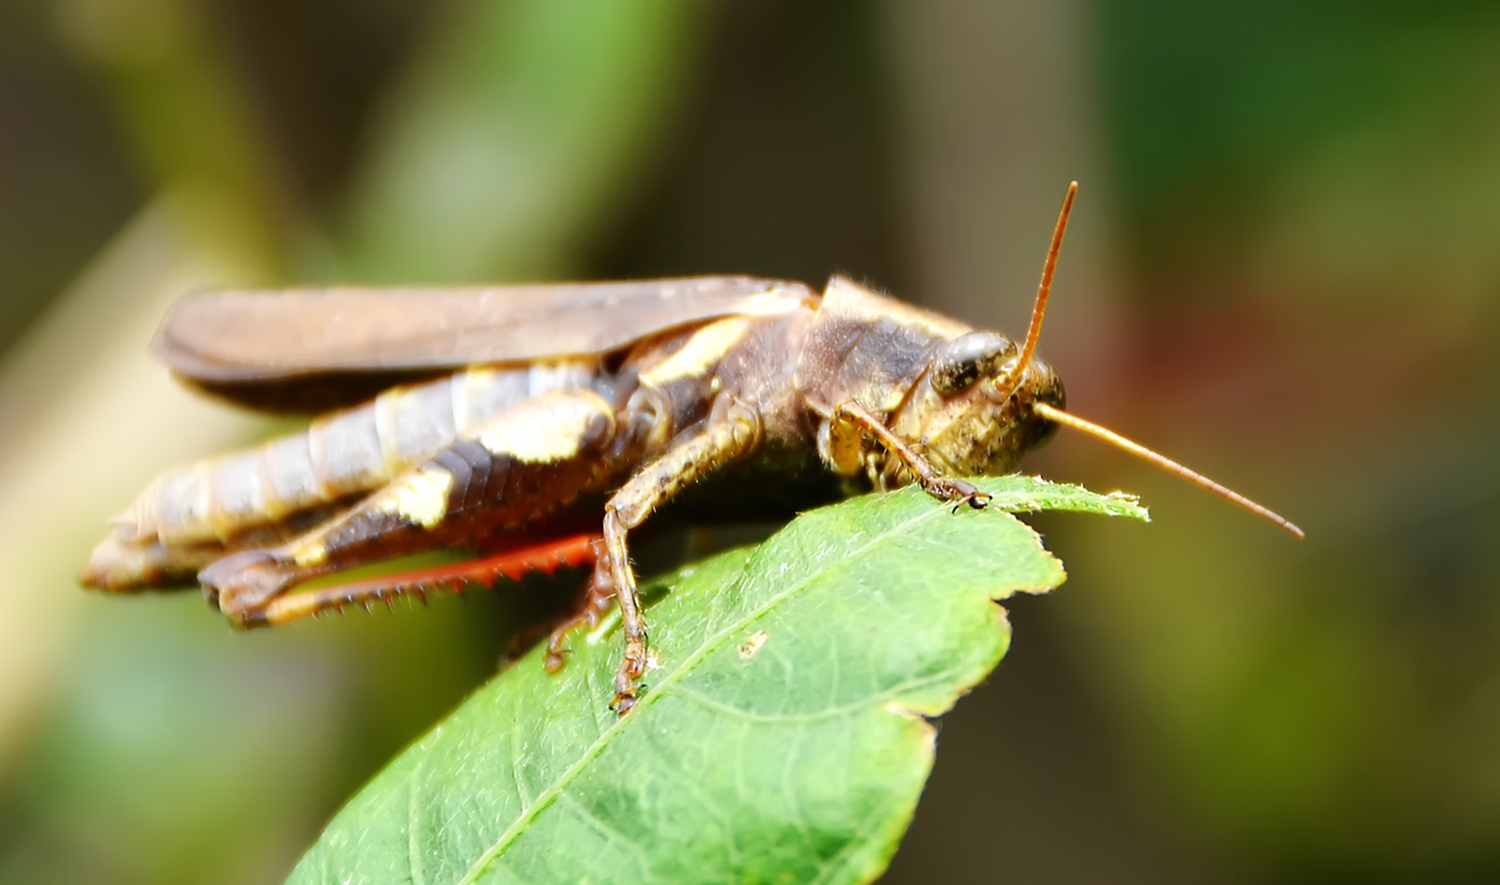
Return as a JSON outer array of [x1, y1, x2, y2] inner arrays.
[[258, 534, 599, 626]]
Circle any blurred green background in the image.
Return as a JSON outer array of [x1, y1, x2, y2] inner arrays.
[[2, 0, 1497, 882]]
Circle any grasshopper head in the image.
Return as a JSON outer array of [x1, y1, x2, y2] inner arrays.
[[880, 183, 1077, 487], [884, 181, 1303, 538], [887, 330, 1065, 481]]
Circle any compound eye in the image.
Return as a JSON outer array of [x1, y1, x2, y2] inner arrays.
[[930, 331, 1016, 395]]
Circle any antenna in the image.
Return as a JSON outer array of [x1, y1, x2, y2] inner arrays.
[[994, 181, 1076, 400], [1009, 182, 1303, 539], [1034, 402, 1303, 538]]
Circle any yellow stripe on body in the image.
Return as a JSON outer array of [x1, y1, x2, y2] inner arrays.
[[376, 466, 456, 529], [290, 541, 329, 567], [286, 464, 454, 568], [473, 390, 616, 464], [640, 317, 750, 387]]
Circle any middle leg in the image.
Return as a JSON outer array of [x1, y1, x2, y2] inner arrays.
[[597, 396, 764, 712]]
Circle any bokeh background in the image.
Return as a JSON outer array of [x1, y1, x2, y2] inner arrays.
[[2, 1, 1498, 882]]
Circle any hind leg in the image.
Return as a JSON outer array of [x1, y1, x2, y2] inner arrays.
[[199, 390, 625, 627]]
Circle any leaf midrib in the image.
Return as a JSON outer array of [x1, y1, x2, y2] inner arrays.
[[455, 501, 956, 884]]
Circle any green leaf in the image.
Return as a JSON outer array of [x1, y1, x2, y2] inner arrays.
[[288, 477, 1146, 885]]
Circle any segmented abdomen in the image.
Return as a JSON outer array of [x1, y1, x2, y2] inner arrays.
[[115, 360, 603, 545]]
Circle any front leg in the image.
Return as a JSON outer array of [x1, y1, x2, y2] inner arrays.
[[829, 401, 990, 509], [602, 396, 763, 713]]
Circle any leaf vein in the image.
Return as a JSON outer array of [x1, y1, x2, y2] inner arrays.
[[806, 797, 907, 885], [660, 667, 969, 724], [408, 750, 428, 885], [639, 737, 743, 864], [554, 791, 657, 881], [456, 504, 951, 881], [779, 725, 812, 850]]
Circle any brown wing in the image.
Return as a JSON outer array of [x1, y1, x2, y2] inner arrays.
[[154, 277, 815, 413]]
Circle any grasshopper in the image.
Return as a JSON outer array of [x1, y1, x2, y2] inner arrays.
[[82, 183, 1300, 711]]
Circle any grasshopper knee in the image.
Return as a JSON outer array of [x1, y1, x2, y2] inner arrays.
[[199, 550, 302, 627]]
